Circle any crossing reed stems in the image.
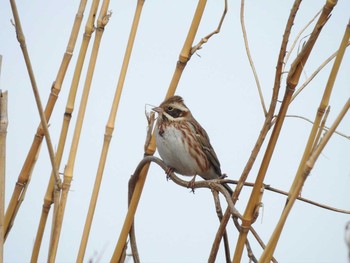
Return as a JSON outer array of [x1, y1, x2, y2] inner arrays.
[[4, 0, 84, 240], [0, 90, 8, 262], [5, 0, 62, 241], [111, 1, 208, 261], [233, 1, 336, 261], [260, 16, 349, 262], [29, 1, 97, 261], [76, 0, 145, 261], [47, 2, 111, 262]]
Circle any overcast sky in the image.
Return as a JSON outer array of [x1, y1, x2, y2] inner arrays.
[[1, 1, 350, 262]]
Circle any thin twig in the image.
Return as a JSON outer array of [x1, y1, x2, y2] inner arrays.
[[283, 8, 322, 69], [240, 0, 266, 115], [282, 114, 349, 140], [191, 0, 228, 55]]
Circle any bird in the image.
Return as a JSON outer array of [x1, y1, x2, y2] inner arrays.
[[152, 95, 233, 195]]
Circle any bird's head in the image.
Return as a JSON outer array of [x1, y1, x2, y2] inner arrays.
[[152, 95, 190, 122]]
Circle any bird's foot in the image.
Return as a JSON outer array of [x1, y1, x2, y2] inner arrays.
[[219, 173, 227, 179], [165, 167, 174, 181], [188, 175, 197, 193]]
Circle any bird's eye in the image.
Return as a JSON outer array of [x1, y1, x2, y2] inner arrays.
[[167, 106, 173, 111]]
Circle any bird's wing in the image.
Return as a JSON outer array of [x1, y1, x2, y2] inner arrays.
[[188, 118, 222, 176]]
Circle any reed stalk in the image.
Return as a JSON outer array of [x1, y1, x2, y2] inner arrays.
[[0, 90, 8, 262], [6, 0, 62, 243], [30, 1, 95, 261], [260, 17, 349, 262], [47, 2, 111, 262], [209, 1, 302, 260], [233, 1, 336, 261], [4, 0, 84, 239], [76, 1, 145, 262], [111, 1, 207, 261]]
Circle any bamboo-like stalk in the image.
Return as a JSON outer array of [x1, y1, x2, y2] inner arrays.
[[0, 90, 8, 263], [209, 1, 302, 260], [47, 2, 111, 262], [233, 1, 336, 261], [4, 0, 84, 239], [111, 1, 207, 261], [260, 17, 349, 262], [76, 1, 145, 262], [6, 0, 62, 239], [30, 1, 96, 261], [166, 0, 207, 98]]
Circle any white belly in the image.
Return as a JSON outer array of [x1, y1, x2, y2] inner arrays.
[[155, 125, 202, 176]]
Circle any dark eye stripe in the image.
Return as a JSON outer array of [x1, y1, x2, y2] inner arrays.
[[166, 108, 182, 118]]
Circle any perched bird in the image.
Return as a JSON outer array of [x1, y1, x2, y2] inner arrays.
[[153, 95, 233, 195]]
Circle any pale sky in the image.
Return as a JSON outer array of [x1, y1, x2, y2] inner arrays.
[[1, 1, 350, 262]]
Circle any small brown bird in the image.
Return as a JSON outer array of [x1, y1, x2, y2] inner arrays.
[[153, 95, 233, 195]]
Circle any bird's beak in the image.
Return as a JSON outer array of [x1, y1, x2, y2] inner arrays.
[[152, 106, 163, 113]]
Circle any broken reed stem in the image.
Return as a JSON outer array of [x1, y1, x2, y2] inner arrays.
[[240, 0, 266, 115], [112, 1, 208, 261], [209, 0, 302, 260], [260, 16, 348, 262], [47, 3, 111, 262], [5, 0, 84, 240], [233, 1, 336, 261], [30, 1, 94, 261], [0, 91, 8, 262], [6, 0, 62, 240], [76, 1, 145, 262]]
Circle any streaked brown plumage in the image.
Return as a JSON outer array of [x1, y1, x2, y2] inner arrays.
[[153, 95, 232, 195]]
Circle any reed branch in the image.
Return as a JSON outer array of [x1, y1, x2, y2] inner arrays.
[[191, 0, 227, 55], [283, 8, 322, 69], [240, 0, 266, 115], [291, 41, 350, 102], [0, 90, 8, 262], [47, 3, 111, 262], [29, 1, 90, 261], [6, 1, 62, 243], [234, 1, 335, 261], [77, 1, 144, 261], [261, 97, 350, 262], [211, 190, 231, 263], [5, 0, 86, 241], [209, 0, 302, 259], [166, 0, 207, 97], [260, 14, 348, 262]]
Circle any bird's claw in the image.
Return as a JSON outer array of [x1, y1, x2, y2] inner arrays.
[[165, 167, 174, 181]]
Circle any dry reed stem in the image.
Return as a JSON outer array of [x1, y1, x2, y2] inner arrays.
[[5, 0, 62, 241], [47, 3, 111, 262], [4, 0, 86, 241], [112, 1, 208, 261], [0, 90, 8, 262], [260, 16, 349, 262], [283, 8, 322, 69], [210, 1, 302, 260], [166, 0, 207, 98], [76, 1, 145, 261], [211, 190, 231, 263], [240, 0, 266, 115], [260, 98, 350, 262], [233, 1, 335, 261], [30, 1, 96, 261], [191, 0, 227, 55]]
